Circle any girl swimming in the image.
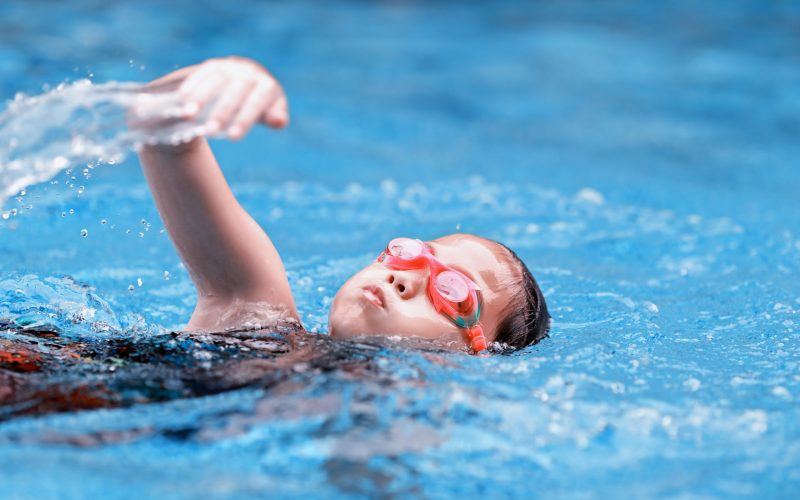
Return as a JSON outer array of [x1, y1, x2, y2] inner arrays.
[[138, 56, 550, 353]]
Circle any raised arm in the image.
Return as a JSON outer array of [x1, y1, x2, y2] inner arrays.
[[137, 57, 299, 331]]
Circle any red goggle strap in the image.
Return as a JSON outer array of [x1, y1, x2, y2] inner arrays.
[[468, 324, 487, 353]]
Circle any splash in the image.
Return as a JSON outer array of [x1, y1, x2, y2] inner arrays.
[[0, 79, 210, 206]]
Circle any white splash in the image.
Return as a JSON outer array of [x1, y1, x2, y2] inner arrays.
[[0, 79, 211, 206]]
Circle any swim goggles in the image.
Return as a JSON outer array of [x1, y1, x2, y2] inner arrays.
[[377, 238, 487, 352]]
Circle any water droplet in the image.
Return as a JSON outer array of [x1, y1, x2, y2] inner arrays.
[[68, 208, 74, 214], [100, 219, 107, 225], [128, 284, 135, 292], [61, 212, 66, 218], [80, 228, 88, 237], [137, 278, 143, 287]]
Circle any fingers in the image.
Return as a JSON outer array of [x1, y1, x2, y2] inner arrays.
[[206, 76, 256, 135], [262, 95, 289, 129], [155, 58, 290, 139], [179, 64, 226, 117], [227, 80, 276, 139]]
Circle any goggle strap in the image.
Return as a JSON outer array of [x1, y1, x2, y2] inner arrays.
[[468, 325, 487, 353]]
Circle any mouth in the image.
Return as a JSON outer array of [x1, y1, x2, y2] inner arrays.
[[361, 285, 386, 310]]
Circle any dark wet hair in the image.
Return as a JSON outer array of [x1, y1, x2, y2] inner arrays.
[[492, 243, 551, 350]]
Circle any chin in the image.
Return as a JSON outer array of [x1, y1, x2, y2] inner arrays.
[[328, 287, 367, 338], [328, 313, 372, 339]]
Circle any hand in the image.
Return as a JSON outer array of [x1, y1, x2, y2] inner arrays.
[[140, 57, 289, 141]]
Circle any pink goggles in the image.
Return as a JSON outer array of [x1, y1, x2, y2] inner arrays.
[[377, 238, 488, 353]]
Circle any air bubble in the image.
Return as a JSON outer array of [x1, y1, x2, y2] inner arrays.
[[80, 228, 88, 237], [100, 219, 107, 225], [163, 271, 171, 281], [128, 284, 135, 292]]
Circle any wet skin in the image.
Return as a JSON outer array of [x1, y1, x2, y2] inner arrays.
[[328, 234, 519, 350]]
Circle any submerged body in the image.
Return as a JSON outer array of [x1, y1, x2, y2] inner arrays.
[[0, 318, 394, 421]]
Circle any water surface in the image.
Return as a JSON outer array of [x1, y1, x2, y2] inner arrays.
[[1, 0, 799, 497]]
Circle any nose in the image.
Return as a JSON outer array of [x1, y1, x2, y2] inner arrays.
[[386, 270, 425, 300]]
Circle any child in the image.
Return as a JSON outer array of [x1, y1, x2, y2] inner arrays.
[[139, 57, 550, 353]]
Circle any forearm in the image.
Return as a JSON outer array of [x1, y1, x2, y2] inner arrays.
[[139, 139, 297, 314], [133, 57, 297, 330]]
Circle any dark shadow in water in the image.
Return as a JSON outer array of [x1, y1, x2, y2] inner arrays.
[[0, 318, 397, 423], [1, 319, 464, 496]]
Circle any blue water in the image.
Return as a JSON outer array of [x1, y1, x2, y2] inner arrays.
[[2, 0, 799, 497]]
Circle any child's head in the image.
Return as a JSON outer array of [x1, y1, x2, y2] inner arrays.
[[328, 233, 550, 351]]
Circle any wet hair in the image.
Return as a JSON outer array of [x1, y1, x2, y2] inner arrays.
[[492, 243, 551, 350]]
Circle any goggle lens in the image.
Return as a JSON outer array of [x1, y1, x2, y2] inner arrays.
[[387, 238, 424, 259], [434, 270, 470, 302]]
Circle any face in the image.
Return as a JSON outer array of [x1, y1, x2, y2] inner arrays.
[[328, 234, 518, 350]]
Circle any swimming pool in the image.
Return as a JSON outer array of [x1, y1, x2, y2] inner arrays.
[[1, 0, 799, 497]]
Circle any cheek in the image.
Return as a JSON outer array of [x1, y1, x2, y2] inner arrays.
[[388, 296, 463, 342], [328, 286, 367, 338]]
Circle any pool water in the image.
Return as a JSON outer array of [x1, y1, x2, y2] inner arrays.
[[1, 0, 799, 497]]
